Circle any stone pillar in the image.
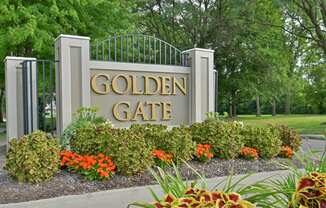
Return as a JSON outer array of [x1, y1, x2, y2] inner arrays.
[[185, 48, 215, 123], [54, 34, 91, 135], [4, 57, 37, 147]]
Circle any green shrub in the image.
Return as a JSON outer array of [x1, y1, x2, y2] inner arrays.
[[160, 126, 195, 163], [275, 125, 301, 151], [131, 124, 195, 163], [70, 122, 114, 155], [243, 126, 282, 159], [130, 124, 168, 147], [106, 128, 154, 175], [4, 131, 60, 183], [71, 123, 153, 175], [61, 107, 106, 150], [191, 120, 244, 159]]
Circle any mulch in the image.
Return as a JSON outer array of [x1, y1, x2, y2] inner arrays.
[[0, 157, 302, 204]]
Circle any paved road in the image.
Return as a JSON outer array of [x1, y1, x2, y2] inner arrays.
[[301, 138, 325, 153]]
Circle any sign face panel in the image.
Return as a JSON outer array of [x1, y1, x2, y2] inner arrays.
[[90, 69, 190, 127]]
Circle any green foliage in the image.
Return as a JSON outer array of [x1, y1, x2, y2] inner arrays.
[[130, 124, 195, 163], [4, 131, 60, 183], [243, 126, 282, 159], [106, 128, 154, 176], [244, 148, 326, 208], [275, 125, 302, 151], [163, 126, 195, 163], [61, 107, 106, 150], [191, 120, 244, 159], [70, 122, 114, 155], [130, 124, 168, 148]]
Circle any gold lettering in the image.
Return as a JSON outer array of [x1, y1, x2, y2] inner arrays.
[[90, 74, 110, 95], [146, 101, 161, 121], [112, 101, 131, 121], [144, 76, 161, 95], [131, 75, 143, 95], [132, 102, 148, 121], [111, 74, 131, 95], [162, 102, 172, 120], [161, 76, 171, 95], [172, 77, 187, 95]]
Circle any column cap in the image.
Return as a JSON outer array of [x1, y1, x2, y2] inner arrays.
[[55, 34, 90, 42], [183, 48, 214, 53], [4, 56, 36, 63]]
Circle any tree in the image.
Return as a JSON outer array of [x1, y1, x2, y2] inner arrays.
[[282, 0, 326, 57], [0, 0, 135, 122]]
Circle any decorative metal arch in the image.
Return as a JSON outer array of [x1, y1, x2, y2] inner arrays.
[[91, 34, 189, 66]]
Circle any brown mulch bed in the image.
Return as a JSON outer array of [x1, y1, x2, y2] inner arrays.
[[0, 158, 301, 204]]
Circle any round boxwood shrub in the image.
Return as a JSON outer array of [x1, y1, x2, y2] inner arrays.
[[70, 122, 114, 155], [243, 126, 282, 159], [191, 120, 244, 159], [275, 125, 301, 151], [106, 128, 154, 175], [4, 131, 60, 183]]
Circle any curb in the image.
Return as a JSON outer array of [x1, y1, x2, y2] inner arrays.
[[0, 169, 293, 208], [301, 134, 325, 141]]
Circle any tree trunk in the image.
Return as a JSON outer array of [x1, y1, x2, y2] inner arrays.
[[272, 99, 276, 116], [0, 89, 4, 123], [229, 101, 233, 118], [256, 95, 261, 117], [285, 93, 291, 115], [232, 103, 237, 118]]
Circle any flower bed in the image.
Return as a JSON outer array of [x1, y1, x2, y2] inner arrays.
[[2, 108, 314, 205]]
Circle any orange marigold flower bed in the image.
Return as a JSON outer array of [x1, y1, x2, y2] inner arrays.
[[279, 145, 293, 158], [240, 147, 258, 160], [60, 150, 116, 180], [152, 149, 173, 168], [196, 144, 214, 162]]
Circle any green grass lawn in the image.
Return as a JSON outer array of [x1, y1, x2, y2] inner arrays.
[[237, 114, 326, 134]]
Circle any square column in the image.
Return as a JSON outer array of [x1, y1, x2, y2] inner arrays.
[[55, 34, 91, 135], [185, 48, 215, 123], [4, 57, 37, 148]]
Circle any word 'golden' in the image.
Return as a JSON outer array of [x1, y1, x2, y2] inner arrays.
[[91, 73, 187, 95]]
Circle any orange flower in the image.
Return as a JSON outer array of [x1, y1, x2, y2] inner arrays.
[[152, 149, 173, 163], [196, 144, 214, 162], [279, 146, 293, 158], [240, 147, 258, 160], [60, 150, 116, 180]]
